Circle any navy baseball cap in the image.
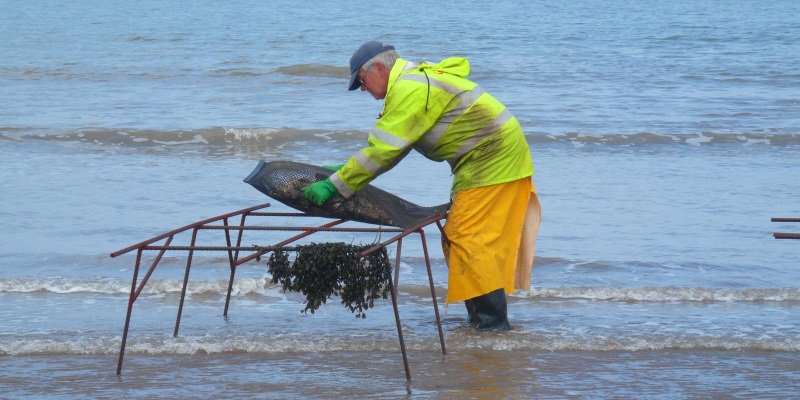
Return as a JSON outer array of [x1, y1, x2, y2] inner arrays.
[[348, 41, 395, 91]]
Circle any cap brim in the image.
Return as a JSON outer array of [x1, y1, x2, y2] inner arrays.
[[348, 70, 360, 91]]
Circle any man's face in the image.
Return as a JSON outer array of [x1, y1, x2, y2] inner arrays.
[[358, 63, 388, 100]]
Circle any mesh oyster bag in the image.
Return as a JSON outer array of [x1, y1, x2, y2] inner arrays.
[[244, 160, 450, 228]]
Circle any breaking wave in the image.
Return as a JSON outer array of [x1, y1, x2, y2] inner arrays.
[[2, 127, 799, 152], [0, 276, 273, 296], [520, 286, 800, 302], [3, 276, 798, 303], [2, 331, 798, 356], [275, 64, 349, 78]]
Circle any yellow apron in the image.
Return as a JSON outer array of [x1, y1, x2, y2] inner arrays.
[[441, 177, 541, 304]]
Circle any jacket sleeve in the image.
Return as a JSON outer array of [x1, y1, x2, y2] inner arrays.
[[330, 79, 438, 197]]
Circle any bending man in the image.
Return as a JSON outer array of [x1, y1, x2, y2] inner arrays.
[[302, 41, 541, 330]]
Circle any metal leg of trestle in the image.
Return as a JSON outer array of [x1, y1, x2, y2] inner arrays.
[[420, 230, 446, 354], [174, 228, 198, 337], [393, 238, 402, 297], [116, 249, 142, 375], [222, 217, 237, 317], [388, 276, 411, 381]]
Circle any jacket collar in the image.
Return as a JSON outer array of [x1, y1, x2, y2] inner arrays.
[[387, 57, 411, 89]]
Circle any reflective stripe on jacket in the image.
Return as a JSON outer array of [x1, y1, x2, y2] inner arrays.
[[331, 57, 533, 198]]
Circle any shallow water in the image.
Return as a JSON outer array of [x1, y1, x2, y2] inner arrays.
[[2, 0, 799, 398]]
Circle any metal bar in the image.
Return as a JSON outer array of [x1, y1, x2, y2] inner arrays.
[[233, 212, 249, 262], [359, 214, 448, 258], [223, 217, 236, 317], [420, 230, 446, 355], [200, 225, 405, 233], [227, 211, 251, 317], [110, 203, 272, 258], [388, 277, 411, 381], [224, 266, 237, 317], [393, 238, 402, 298], [772, 218, 800, 223], [143, 245, 264, 252], [133, 236, 174, 301], [223, 217, 235, 267], [174, 228, 198, 337], [150, 245, 302, 252], [774, 232, 800, 239], [116, 248, 143, 375], [248, 212, 315, 217], [233, 219, 347, 267]]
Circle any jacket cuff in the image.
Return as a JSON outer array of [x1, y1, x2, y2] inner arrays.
[[330, 172, 355, 198]]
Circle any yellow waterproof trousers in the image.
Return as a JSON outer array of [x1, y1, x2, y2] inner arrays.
[[442, 177, 541, 304]]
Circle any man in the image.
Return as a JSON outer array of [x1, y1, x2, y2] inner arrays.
[[302, 41, 541, 330]]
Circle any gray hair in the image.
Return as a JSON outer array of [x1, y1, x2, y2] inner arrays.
[[363, 49, 400, 72]]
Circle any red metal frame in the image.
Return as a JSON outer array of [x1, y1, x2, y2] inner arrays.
[[110, 202, 448, 381], [772, 217, 800, 240]]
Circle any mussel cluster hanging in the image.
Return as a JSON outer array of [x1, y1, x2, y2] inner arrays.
[[266, 242, 392, 318]]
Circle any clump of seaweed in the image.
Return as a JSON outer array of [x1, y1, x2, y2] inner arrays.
[[266, 242, 392, 318]]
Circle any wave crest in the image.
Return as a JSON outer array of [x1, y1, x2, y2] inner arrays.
[[4, 277, 798, 303], [2, 333, 798, 356], [520, 286, 800, 302], [0, 276, 271, 296], [4, 127, 798, 151], [275, 64, 349, 79]]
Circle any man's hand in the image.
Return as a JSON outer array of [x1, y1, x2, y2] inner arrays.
[[301, 178, 338, 206]]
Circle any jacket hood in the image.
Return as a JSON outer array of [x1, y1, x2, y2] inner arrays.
[[419, 57, 470, 78]]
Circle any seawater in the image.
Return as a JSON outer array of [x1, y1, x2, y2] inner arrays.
[[1, 0, 799, 398]]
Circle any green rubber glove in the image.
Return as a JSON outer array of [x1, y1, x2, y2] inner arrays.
[[301, 178, 338, 206], [323, 164, 346, 172]]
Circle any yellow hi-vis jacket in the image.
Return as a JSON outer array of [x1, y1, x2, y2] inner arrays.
[[330, 57, 533, 198]]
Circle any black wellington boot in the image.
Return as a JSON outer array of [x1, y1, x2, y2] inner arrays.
[[471, 288, 511, 331], [464, 299, 479, 326]]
